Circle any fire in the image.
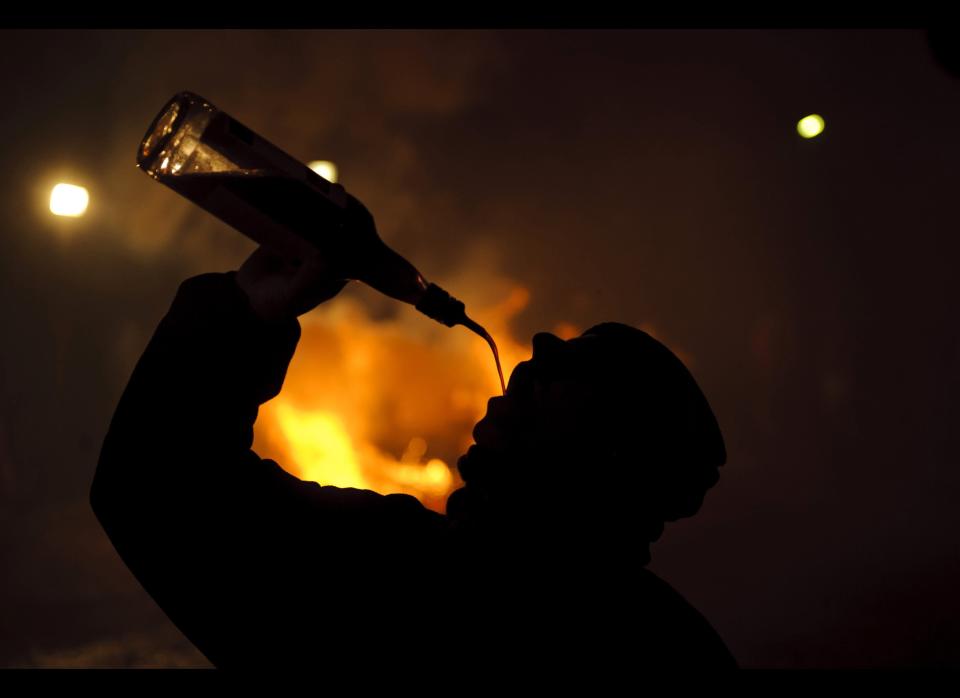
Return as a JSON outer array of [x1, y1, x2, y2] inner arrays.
[[269, 404, 365, 488], [248, 276, 698, 515], [252, 281, 535, 513]]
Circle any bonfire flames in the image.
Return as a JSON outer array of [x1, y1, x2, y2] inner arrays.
[[252, 281, 555, 513]]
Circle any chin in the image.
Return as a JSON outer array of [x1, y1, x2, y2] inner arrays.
[[645, 520, 665, 542], [456, 444, 485, 481]]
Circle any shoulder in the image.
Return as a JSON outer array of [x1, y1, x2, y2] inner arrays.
[[637, 568, 738, 668]]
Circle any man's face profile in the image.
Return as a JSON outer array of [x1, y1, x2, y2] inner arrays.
[[454, 322, 724, 542], [461, 331, 609, 485]]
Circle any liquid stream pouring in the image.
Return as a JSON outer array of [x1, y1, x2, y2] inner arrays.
[[136, 91, 505, 394]]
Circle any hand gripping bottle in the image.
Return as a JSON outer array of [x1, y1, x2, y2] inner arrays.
[[137, 91, 504, 393]]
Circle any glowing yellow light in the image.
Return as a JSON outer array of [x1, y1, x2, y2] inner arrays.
[[423, 459, 452, 487], [307, 160, 338, 183], [797, 114, 825, 139], [266, 402, 454, 500], [274, 403, 366, 489], [49, 183, 89, 217]]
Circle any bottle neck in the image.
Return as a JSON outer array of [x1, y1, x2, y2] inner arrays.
[[352, 240, 429, 306], [418, 290, 506, 394], [414, 283, 468, 327], [359, 252, 507, 394]]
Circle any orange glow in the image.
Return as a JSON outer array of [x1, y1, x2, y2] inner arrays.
[[252, 283, 533, 512], [553, 321, 581, 340], [269, 404, 365, 489]]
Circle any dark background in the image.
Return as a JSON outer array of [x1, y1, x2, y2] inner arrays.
[[1, 29, 958, 667]]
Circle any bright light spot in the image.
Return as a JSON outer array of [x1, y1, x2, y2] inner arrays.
[[423, 459, 452, 487], [797, 114, 825, 139], [552, 321, 581, 340], [49, 183, 89, 217], [274, 403, 366, 489], [308, 160, 338, 183]]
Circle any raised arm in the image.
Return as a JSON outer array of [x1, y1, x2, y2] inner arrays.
[[90, 250, 447, 667]]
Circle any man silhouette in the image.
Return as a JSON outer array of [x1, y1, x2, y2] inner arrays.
[[91, 220, 736, 671]]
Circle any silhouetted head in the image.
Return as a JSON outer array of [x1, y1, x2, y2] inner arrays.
[[448, 322, 726, 564]]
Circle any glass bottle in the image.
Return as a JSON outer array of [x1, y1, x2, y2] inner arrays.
[[136, 91, 504, 392]]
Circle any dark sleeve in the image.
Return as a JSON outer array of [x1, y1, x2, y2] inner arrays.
[[90, 272, 448, 667]]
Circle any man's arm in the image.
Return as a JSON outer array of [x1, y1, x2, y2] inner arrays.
[[90, 271, 446, 667]]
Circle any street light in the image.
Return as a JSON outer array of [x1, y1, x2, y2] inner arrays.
[[50, 183, 89, 217], [797, 114, 825, 139], [307, 160, 338, 183]]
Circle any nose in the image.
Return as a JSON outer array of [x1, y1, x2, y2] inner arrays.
[[532, 332, 567, 362], [531, 332, 569, 373]]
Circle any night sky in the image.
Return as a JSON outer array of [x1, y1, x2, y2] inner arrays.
[[1, 28, 959, 668]]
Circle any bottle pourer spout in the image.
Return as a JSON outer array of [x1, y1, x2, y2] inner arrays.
[[414, 283, 506, 395], [462, 315, 506, 395]]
